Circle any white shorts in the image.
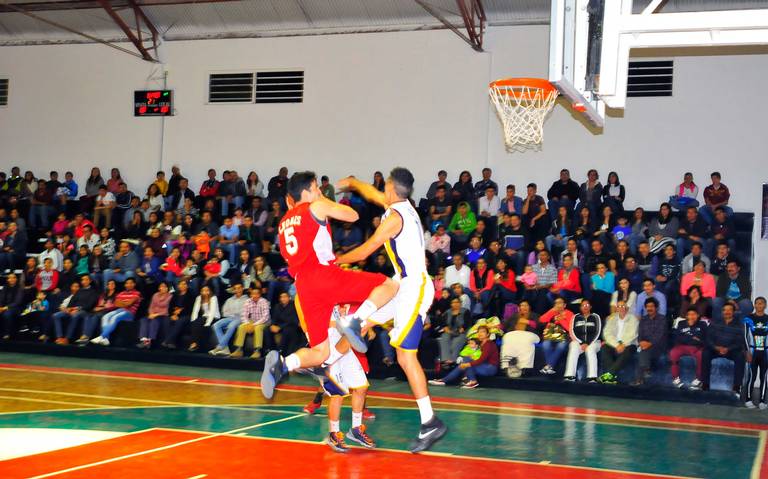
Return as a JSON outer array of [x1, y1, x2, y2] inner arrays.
[[324, 328, 368, 396], [368, 272, 434, 351]]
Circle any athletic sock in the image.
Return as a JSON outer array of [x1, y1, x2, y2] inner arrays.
[[313, 391, 324, 405], [416, 396, 434, 424], [353, 299, 378, 321], [352, 411, 363, 428], [285, 354, 301, 372], [329, 420, 340, 433]]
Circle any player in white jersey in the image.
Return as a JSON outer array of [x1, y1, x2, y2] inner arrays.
[[335, 168, 446, 454]]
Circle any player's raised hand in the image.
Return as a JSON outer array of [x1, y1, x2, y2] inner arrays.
[[335, 176, 357, 192]]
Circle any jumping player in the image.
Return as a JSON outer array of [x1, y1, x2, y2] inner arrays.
[[335, 168, 446, 453], [260, 172, 398, 399]]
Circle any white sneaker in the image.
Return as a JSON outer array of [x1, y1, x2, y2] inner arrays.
[[690, 379, 702, 390], [90, 336, 105, 345], [672, 377, 684, 388], [101, 338, 110, 346], [215, 347, 231, 356], [760, 403, 768, 410], [208, 346, 222, 355], [746, 401, 756, 409], [539, 365, 553, 375], [428, 379, 446, 386]]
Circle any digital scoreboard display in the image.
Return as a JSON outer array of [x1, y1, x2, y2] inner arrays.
[[134, 90, 173, 116]]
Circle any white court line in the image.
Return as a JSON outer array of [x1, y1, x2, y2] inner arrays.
[[0, 387, 305, 417], [750, 430, 767, 479], [27, 413, 306, 479], [186, 475, 207, 479], [0, 365, 761, 433], [0, 395, 110, 409]]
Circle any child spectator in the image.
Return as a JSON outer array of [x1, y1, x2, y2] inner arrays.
[[429, 325, 499, 389]]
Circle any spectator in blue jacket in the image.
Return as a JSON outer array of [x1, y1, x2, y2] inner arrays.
[[702, 303, 747, 395], [103, 241, 139, 287]]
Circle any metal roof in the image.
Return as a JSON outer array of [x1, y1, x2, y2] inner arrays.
[[0, 0, 766, 46]]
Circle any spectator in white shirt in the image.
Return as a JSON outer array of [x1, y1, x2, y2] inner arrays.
[[76, 225, 99, 251], [39, 239, 64, 271], [93, 185, 116, 230], [444, 254, 471, 290]]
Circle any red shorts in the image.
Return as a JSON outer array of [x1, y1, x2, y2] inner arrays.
[[294, 265, 387, 347]]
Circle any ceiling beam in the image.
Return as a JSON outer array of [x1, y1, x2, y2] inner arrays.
[[96, 0, 159, 62], [0, 0, 241, 14], [456, 0, 486, 50], [414, 0, 483, 52]]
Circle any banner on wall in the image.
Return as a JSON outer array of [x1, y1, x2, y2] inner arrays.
[[763, 184, 768, 240]]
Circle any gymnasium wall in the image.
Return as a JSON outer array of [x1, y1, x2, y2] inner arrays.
[[0, 25, 766, 291]]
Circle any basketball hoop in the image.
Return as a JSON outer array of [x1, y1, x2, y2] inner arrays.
[[488, 78, 559, 151]]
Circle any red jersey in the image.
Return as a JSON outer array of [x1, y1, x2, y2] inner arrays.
[[279, 202, 335, 276]]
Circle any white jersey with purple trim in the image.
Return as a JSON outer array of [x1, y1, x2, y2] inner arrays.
[[381, 200, 427, 280], [368, 199, 434, 351]]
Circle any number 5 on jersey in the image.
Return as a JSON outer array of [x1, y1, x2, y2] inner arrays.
[[283, 226, 298, 255]]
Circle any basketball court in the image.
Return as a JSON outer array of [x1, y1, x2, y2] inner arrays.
[[0, 352, 766, 479], [2, 0, 768, 478]]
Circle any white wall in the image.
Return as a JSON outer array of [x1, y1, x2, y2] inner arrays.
[[1, 25, 767, 291]]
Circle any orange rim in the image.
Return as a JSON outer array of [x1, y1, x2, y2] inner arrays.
[[489, 77, 558, 100]]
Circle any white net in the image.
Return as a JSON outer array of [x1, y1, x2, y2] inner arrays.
[[489, 80, 559, 152]]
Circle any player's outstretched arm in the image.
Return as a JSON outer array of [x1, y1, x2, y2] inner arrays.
[[337, 177, 388, 209], [335, 212, 402, 265], [310, 196, 359, 223]]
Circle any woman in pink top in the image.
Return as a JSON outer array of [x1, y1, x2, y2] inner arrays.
[[538, 297, 575, 375], [680, 261, 716, 298], [137, 282, 172, 348]]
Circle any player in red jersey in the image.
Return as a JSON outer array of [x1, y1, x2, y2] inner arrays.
[[260, 171, 398, 399]]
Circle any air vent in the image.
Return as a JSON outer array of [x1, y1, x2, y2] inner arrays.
[[255, 71, 303, 103], [208, 73, 254, 103], [208, 71, 304, 104], [0, 79, 7, 106], [627, 60, 673, 97]]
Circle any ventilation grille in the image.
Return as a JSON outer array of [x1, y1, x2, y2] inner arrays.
[[256, 71, 303, 103], [209, 73, 254, 103], [0, 79, 7, 106], [627, 60, 673, 97], [208, 71, 304, 104]]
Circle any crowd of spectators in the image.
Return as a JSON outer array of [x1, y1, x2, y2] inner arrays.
[[0, 165, 763, 406]]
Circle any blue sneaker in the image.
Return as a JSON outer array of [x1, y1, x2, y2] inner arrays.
[[260, 350, 287, 400], [337, 315, 368, 353], [346, 425, 376, 449], [326, 432, 349, 453]]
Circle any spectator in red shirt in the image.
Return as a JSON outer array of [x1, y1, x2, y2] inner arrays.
[[549, 253, 581, 303], [699, 172, 733, 225], [90, 277, 142, 346], [429, 325, 499, 389], [469, 258, 495, 316], [491, 258, 517, 317]]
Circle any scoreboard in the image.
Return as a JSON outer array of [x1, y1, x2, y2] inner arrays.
[[134, 90, 173, 117]]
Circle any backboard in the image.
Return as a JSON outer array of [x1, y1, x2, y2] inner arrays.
[[549, 0, 768, 130]]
